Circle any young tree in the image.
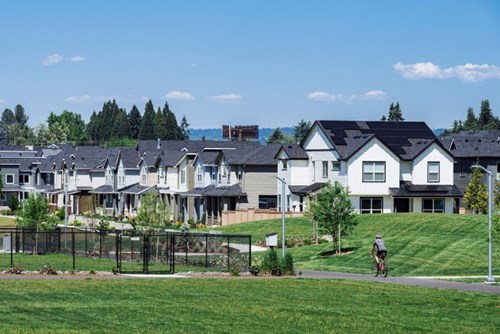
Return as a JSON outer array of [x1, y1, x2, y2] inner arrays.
[[16, 193, 56, 254], [463, 166, 488, 213], [293, 119, 311, 144], [48, 110, 87, 142], [307, 181, 357, 253], [134, 193, 171, 235]]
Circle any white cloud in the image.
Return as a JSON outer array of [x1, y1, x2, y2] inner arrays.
[[210, 93, 242, 103], [70, 56, 86, 62], [394, 62, 500, 82], [363, 90, 387, 99], [42, 53, 65, 66], [165, 91, 195, 101], [0, 99, 5, 105], [65, 95, 93, 103], [306, 91, 356, 103], [42, 53, 87, 66]]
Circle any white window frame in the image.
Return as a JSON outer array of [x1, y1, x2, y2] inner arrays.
[[427, 162, 440, 183], [360, 197, 383, 214], [322, 161, 328, 178], [422, 198, 445, 213], [5, 174, 14, 184], [363, 161, 385, 183]]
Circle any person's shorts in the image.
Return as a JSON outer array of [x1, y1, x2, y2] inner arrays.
[[377, 250, 387, 259]]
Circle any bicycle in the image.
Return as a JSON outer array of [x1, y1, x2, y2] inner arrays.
[[371, 254, 388, 277]]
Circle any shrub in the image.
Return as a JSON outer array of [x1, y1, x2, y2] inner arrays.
[[89, 269, 96, 275], [40, 264, 58, 275], [8, 195, 20, 213], [261, 249, 282, 276], [282, 253, 295, 276], [73, 220, 82, 227], [54, 208, 65, 221], [8, 264, 24, 275]]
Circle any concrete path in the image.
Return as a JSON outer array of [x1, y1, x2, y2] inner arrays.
[[298, 269, 500, 294]]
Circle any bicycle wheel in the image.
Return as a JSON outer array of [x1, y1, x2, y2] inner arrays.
[[371, 260, 379, 277], [380, 260, 388, 277]]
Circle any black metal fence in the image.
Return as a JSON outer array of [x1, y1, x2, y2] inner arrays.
[[0, 228, 252, 274]]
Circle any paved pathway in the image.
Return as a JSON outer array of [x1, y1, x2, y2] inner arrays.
[[298, 269, 500, 294]]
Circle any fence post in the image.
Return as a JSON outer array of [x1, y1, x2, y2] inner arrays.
[[227, 236, 230, 272], [85, 228, 88, 256], [10, 231, 13, 269], [205, 234, 208, 268], [72, 229, 75, 270], [171, 234, 176, 274], [185, 233, 188, 267], [116, 231, 120, 273], [248, 235, 252, 271], [143, 235, 149, 274]]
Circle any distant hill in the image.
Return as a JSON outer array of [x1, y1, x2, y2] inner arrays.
[[189, 127, 294, 143]]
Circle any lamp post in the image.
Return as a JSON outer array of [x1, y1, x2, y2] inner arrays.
[[276, 176, 286, 257], [64, 168, 69, 250], [471, 164, 496, 284]]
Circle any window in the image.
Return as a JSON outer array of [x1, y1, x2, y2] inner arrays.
[[322, 161, 328, 178], [237, 166, 243, 181], [18, 175, 29, 184], [427, 162, 440, 183], [281, 160, 288, 171], [181, 169, 186, 184], [363, 162, 385, 182], [197, 166, 203, 183], [6, 174, 14, 184], [460, 163, 467, 177], [422, 198, 445, 213], [312, 161, 316, 182], [331, 161, 340, 171], [360, 197, 383, 214], [141, 166, 147, 184]]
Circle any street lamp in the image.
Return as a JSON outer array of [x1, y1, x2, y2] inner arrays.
[[276, 176, 286, 257], [470, 164, 496, 284]]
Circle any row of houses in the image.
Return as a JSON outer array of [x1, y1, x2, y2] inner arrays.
[[0, 120, 497, 224]]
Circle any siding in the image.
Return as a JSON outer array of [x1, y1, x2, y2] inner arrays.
[[240, 165, 277, 209]]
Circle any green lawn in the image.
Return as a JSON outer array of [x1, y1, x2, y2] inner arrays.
[[0, 278, 498, 333], [213, 213, 500, 277]]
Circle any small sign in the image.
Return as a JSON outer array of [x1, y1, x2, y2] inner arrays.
[[131, 237, 140, 241]]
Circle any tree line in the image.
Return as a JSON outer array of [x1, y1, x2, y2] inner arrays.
[[441, 100, 496, 136], [0, 99, 190, 146]]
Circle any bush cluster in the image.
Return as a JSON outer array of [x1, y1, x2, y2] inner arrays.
[[251, 249, 294, 276]]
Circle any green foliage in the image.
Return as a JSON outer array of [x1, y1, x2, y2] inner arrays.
[[16, 193, 54, 230], [47, 110, 87, 143], [293, 119, 311, 144], [103, 137, 137, 148], [446, 100, 498, 134], [266, 127, 287, 144], [154, 107, 168, 139], [39, 264, 58, 275], [180, 114, 190, 140], [463, 165, 487, 213], [7, 264, 24, 275], [8, 194, 19, 212], [282, 252, 294, 275], [386, 102, 404, 121], [308, 181, 357, 252], [163, 101, 183, 140], [128, 105, 142, 139], [134, 193, 171, 235], [139, 100, 156, 140]]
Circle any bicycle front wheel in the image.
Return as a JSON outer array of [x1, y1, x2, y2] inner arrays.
[[371, 260, 379, 277]]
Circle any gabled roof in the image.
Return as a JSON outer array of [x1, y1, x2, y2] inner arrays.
[[240, 144, 281, 165], [275, 144, 309, 160], [184, 184, 245, 197], [313, 120, 439, 161], [289, 182, 327, 195], [439, 130, 500, 158]]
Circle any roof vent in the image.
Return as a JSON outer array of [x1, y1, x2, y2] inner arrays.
[[157, 138, 161, 149]]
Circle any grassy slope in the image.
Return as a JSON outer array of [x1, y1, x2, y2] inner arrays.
[[0, 279, 498, 333], [213, 213, 499, 276]]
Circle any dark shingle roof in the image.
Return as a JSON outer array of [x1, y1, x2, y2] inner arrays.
[[289, 182, 327, 195], [439, 130, 500, 158], [278, 144, 309, 160], [184, 184, 245, 197], [316, 120, 439, 160], [389, 182, 462, 197]]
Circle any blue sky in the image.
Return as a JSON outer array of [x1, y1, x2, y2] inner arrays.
[[1, 1, 500, 130]]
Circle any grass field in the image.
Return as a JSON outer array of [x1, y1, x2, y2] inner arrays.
[[0, 278, 498, 333], [213, 213, 500, 277]]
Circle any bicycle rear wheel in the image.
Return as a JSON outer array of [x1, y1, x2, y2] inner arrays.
[[371, 260, 379, 277], [380, 260, 388, 277]]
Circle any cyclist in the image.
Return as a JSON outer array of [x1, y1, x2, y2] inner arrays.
[[369, 234, 387, 264]]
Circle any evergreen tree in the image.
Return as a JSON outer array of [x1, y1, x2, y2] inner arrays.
[[128, 105, 142, 139], [0, 108, 15, 141], [478, 99, 497, 130], [387, 102, 404, 121], [163, 102, 182, 140], [139, 100, 156, 139], [154, 107, 167, 139], [180, 115, 190, 140], [293, 119, 311, 143], [86, 111, 99, 142], [463, 107, 477, 131], [380, 115, 387, 121], [266, 128, 286, 144], [112, 109, 131, 139], [14, 104, 29, 129]]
